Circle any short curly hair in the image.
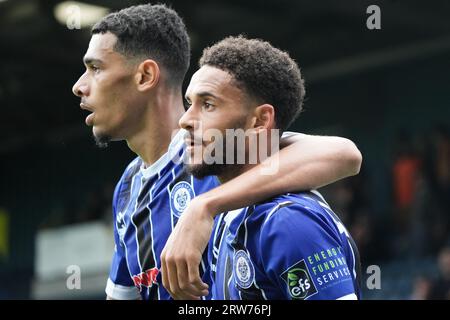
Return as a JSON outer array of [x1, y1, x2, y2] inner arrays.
[[199, 36, 305, 132], [92, 3, 190, 87]]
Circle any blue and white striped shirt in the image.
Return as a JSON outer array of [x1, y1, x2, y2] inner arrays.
[[105, 130, 219, 300], [209, 190, 362, 300]]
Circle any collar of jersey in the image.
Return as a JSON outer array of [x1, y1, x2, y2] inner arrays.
[[140, 129, 185, 179]]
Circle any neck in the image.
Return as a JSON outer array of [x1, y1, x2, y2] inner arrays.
[[126, 85, 185, 166], [217, 163, 256, 184], [217, 137, 276, 184]]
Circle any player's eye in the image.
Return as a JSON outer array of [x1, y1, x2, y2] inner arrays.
[[89, 65, 100, 73], [203, 102, 214, 111]]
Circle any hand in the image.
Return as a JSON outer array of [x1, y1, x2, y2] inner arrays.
[[161, 195, 215, 299]]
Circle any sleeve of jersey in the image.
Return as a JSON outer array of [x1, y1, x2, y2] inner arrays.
[[200, 249, 213, 300], [259, 205, 358, 300], [105, 181, 140, 300]]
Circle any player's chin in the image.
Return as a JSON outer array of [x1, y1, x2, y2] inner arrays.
[[186, 163, 211, 179], [184, 148, 204, 165], [187, 163, 226, 180], [92, 128, 112, 149]]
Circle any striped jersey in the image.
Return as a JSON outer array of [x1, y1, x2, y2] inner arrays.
[[208, 190, 362, 300], [105, 130, 219, 300]]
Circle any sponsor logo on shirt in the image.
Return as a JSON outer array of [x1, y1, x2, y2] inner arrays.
[[306, 246, 353, 290], [281, 259, 318, 300], [132, 268, 159, 291]]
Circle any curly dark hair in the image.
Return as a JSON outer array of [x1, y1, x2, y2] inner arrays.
[[92, 3, 190, 87], [199, 36, 305, 132]]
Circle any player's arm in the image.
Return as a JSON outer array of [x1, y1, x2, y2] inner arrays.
[[106, 237, 141, 300], [106, 181, 141, 300], [260, 204, 359, 300], [161, 133, 362, 299]]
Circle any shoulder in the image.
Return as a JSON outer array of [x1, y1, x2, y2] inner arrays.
[[125, 156, 142, 175], [113, 157, 141, 201], [257, 192, 345, 265], [120, 157, 142, 183], [258, 191, 326, 223], [258, 191, 337, 241]]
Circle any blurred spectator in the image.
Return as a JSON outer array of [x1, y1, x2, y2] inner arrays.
[[389, 130, 433, 259], [428, 246, 450, 300], [349, 211, 372, 260], [321, 168, 384, 264], [391, 131, 422, 234], [410, 276, 432, 300], [432, 126, 450, 202], [424, 126, 450, 253]]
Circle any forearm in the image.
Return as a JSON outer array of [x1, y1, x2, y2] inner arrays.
[[200, 134, 362, 215]]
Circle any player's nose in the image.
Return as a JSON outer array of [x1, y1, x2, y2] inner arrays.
[[72, 73, 89, 97], [179, 105, 197, 131]]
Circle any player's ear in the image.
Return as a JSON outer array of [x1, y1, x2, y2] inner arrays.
[[135, 59, 160, 91], [252, 104, 275, 132]]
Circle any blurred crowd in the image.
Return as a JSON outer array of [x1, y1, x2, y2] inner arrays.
[[391, 125, 450, 300], [410, 246, 450, 300], [391, 125, 449, 258], [324, 124, 449, 299]]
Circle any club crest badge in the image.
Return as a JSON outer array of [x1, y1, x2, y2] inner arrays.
[[233, 250, 255, 289], [170, 181, 195, 217]]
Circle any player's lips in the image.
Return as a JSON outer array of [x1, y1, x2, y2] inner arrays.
[[184, 136, 204, 154], [184, 138, 203, 146], [80, 102, 93, 111], [184, 131, 203, 146], [80, 102, 95, 126], [185, 139, 198, 145]]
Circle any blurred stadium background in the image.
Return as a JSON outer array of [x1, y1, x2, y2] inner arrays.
[[0, 0, 449, 299]]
